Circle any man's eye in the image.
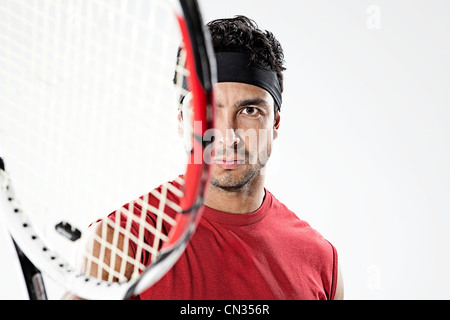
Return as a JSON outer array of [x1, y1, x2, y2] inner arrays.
[[242, 107, 258, 115]]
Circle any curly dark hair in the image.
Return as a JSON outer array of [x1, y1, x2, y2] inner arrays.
[[175, 15, 286, 113], [207, 16, 286, 95]]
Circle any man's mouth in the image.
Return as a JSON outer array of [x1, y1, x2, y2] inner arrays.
[[213, 158, 245, 169]]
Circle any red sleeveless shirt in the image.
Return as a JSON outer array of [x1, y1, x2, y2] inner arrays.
[[113, 181, 338, 300]]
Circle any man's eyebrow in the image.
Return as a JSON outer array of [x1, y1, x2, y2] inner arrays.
[[235, 97, 270, 108], [216, 97, 271, 109], [214, 98, 270, 109]]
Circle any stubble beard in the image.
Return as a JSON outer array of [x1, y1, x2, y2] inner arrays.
[[208, 130, 272, 193], [209, 164, 261, 192], [209, 149, 270, 193]]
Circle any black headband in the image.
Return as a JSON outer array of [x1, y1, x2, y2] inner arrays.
[[215, 52, 282, 110], [181, 52, 282, 110]]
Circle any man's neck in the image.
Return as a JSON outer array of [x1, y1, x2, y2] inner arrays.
[[203, 175, 266, 214]]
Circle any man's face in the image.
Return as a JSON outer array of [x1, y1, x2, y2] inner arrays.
[[207, 82, 280, 191]]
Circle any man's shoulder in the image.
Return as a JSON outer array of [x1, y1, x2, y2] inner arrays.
[[132, 176, 184, 208], [266, 189, 308, 226], [267, 190, 335, 252]]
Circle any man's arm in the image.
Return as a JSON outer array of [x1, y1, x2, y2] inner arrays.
[[61, 220, 135, 299], [333, 262, 344, 300]]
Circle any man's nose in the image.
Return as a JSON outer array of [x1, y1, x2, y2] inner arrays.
[[218, 128, 241, 148], [214, 111, 240, 148]]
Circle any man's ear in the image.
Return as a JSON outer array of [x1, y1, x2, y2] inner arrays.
[[273, 110, 281, 140], [177, 110, 184, 138]]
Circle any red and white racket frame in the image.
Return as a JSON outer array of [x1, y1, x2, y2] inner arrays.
[[0, 0, 215, 300]]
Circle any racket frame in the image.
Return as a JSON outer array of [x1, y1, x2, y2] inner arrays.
[[0, 0, 215, 300]]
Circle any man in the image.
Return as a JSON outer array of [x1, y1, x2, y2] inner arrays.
[[65, 15, 343, 300]]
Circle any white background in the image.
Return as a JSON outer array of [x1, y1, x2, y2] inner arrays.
[[1, 0, 449, 299], [201, 0, 450, 299]]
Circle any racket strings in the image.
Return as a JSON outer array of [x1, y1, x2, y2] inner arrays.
[[1, 0, 195, 288], [81, 178, 184, 283]]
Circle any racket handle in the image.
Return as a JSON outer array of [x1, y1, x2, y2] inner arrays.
[[12, 239, 48, 300]]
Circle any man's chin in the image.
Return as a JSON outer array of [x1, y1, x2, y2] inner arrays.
[[209, 166, 260, 191]]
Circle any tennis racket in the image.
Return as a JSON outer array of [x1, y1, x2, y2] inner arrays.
[[0, 0, 215, 300]]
